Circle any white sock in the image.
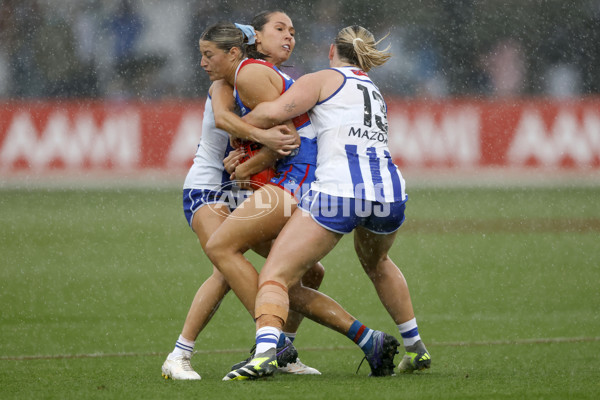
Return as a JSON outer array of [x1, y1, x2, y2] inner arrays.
[[255, 326, 280, 355], [170, 334, 195, 359], [397, 318, 421, 347]]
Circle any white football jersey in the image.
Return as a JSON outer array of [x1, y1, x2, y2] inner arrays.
[[309, 67, 406, 202], [183, 95, 230, 189]]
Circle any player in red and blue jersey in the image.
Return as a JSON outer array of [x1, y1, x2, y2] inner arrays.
[[232, 56, 317, 199]]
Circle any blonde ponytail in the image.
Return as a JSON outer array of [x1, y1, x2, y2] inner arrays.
[[335, 25, 391, 72]]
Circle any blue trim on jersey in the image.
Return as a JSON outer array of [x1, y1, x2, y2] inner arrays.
[[345, 144, 365, 199], [366, 147, 385, 202], [273, 64, 293, 91], [221, 141, 237, 184], [385, 150, 403, 201], [277, 136, 317, 168], [316, 69, 347, 105], [346, 76, 376, 84], [316, 68, 376, 106]]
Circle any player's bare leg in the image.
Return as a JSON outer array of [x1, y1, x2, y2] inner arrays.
[[206, 186, 324, 374], [257, 208, 342, 308], [278, 261, 324, 374], [354, 227, 414, 324], [354, 226, 431, 373], [226, 209, 400, 380], [255, 208, 363, 336], [206, 185, 295, 316], [163, 204, 231, 380]]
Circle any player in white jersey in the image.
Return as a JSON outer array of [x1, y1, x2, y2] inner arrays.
[[200, 19, 408, 379], [161, 13, 323, 380], [308, 66, 405, 204], [226, 25, 431, 381], [183, 88, 239, 194]]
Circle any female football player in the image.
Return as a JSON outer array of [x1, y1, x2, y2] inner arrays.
[[225, 25, 431, 381], [161, 10, 322, 380]]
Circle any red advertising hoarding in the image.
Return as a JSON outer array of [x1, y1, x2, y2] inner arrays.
[[1, 98, 599, 183]]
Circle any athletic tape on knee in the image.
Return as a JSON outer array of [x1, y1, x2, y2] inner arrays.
[[255, 281, 289, 324]]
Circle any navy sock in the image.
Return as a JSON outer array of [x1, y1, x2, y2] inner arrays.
[[277, 332, 288, 348], [346, 320, 375, 353]]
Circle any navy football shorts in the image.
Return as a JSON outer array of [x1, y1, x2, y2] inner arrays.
[[182, 188, 252, 228], [298, 190, 407, 234]]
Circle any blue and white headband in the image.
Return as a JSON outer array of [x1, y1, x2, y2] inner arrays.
[[234, 23, 256, 45]]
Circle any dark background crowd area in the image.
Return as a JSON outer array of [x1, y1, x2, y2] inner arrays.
[[1, 0, 598, 101]]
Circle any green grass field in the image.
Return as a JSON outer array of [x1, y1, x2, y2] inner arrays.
[[1, 185, 599, 399]]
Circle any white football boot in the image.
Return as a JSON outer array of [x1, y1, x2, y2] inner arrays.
[[161, 354, 201, 380], [277, 357, 321, 375]]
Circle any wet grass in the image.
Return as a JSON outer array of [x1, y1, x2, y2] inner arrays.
[[1, 186, 599, 399]]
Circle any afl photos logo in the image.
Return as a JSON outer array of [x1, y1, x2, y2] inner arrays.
[[207, 180, 282, 220]]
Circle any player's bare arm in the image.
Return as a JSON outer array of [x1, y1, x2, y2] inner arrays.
[[238, 64, 302, 147], [232, 146, 280, 186], [246, 71, 330, 126], [212, 70, 297, 154], [284, 100, 297, 114]]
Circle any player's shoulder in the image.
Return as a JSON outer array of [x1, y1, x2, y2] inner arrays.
[[211, 79, 233, 97], [237, 62, 281, 91], [297, 68, 342, 86]]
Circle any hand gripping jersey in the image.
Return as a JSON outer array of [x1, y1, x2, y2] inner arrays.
[[183, 95, 232, 190], [308, 67, 406, 203], [233, 58, 317, 172], [238, 140, 276, 190]]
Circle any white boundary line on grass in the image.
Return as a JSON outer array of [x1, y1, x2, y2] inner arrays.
[[1, 167, 599, 189], [2, 336, 598, 361]]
